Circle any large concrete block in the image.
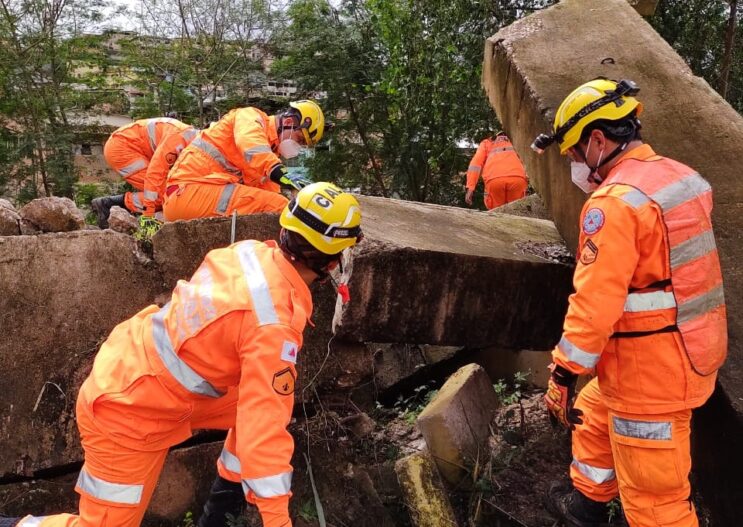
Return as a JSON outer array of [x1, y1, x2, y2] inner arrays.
[[0, 231, 165, 477], [417, 364, 499, 485], [627, 0, 658, 16], [483, 1, 743, 523], [333, 196, 574, 349], [394, 452, 458, 527]]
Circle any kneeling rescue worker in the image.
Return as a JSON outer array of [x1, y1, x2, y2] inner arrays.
[[1, 182, 362, 527], [532, 78, 727, 527]]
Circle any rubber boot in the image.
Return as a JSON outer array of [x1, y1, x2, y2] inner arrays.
[[196, 476, 246, 527], [0, 517, 21, 527], [546, 482, 628, 526], [90, 194, 126, 229]]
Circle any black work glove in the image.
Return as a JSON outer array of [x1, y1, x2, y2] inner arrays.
[[544, 363, 584, 430]]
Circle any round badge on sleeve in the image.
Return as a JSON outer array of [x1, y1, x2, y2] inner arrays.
[[582, 208, 605, 235]]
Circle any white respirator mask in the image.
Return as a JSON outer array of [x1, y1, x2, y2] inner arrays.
[[570, 138, 604, 194]]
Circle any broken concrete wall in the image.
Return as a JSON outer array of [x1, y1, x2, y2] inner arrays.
[[483, 1, 743, 523]]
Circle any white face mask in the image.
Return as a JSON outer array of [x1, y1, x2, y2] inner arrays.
[[570, 138, 604, 194], [278, 138, 302, 159]]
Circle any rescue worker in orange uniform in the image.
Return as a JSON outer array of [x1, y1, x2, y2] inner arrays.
[[464, 132, 528, 209], [163, 100, 327, 221], [531, 79, 727, 527], [1, 182, 362, 527], [92, 117, 196, 228]]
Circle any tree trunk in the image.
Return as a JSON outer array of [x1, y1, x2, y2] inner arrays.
[[345, 93, 388, 197], [720, 0, 739, 100]]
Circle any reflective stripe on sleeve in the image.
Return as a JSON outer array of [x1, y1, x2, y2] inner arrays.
[[220, 447, 242, 474], [241, 471, 292, 498], [677, 285, 725, 324], [243, 145, 273, 163], [215, 184, 237, 215], [144, 190, 160, 201], [119, 159, 147, 177], [620, 189, 651, 209], [76, 466, 144, 505], [18, 517, 47, 526], [651, 173, 711, 211], [183, 128, 198, 141], [151, 305, 223, 398], [612, 416, 671, 440], [147, 120, 158, 152], [467, 165, 482, 173], [670, 230, 717, 270], [571, 459, 616, 484], [235, 242, 280, 326], [624, 291, 677, 312], [557, 336, 599, 368]]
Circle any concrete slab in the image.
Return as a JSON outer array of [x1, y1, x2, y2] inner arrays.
[[627, 0, 658, 16], [395, 452, 458, 527], [333, 196, 574, 349], [483, 1, 743, 522], [417, 364, 499, 485], [489, 193, 551, 221]]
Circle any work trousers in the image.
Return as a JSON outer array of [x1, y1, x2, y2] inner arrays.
[[103, 137, 148, 215], [17, 388, 239, 527], [162, 180, 287, 221], [571, 378, 697, 527], [483, 175, 527, 209]]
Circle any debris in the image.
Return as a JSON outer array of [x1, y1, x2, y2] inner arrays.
[[108, 206, 139, 235], [19, 197, 85, 233], [395, 451, 458, 527], [0, 199, 21, 235]]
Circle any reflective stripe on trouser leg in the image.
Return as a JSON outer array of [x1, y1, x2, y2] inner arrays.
[[124, 192, 145, 213], [215, 184, 237, 215], [609, 409, 695, 527], [570, 378, 619, 501]]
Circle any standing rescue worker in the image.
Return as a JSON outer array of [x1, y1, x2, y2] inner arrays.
[[163, 100, 327, 221], [531, 78, 727, 527], [465, 132, 528, 209], [1, 182, 362, 527], [92, 117, 197, 227]]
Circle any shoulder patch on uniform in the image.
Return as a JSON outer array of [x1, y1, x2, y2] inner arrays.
[[580, 239, 599, 265], [273, 368, 295, 395], [281, 340, 299, 364], [582, 208, 605, 235]]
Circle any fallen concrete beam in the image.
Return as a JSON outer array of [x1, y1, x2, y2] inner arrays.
[[483, 1, 743, 523], [490, 193, 551, 221], [395, 452, 458, 527], [417, 364, 499, 485], [0, 231, 166, 478], [627, 0, 658, 16], [333, 196, 574, 349]]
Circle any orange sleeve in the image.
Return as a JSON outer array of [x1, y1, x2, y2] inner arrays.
[[236, 320, 301, 527], [143, 131, 190, 216], [553, 194, 640, 375], [466, 141, 488, 190], [234, 108, 283, 183]]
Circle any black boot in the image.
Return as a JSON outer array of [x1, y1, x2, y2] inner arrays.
[[546, 482, 628, 526], [0, 517, 21, 527], [90, 194, 126, 229], [196, 476, 246, 527]]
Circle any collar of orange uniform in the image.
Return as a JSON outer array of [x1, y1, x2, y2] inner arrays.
[[266, 240, 314, 322], [604, 143, 658, 185], [267, 115, 279, 150]]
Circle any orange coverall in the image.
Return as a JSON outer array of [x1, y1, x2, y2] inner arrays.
[[163, 107, 288, 221], [554, 144, 726, 527], [103, 118, 191, 214], [17, 240, 311, 527], [466, 137, 528, 209]]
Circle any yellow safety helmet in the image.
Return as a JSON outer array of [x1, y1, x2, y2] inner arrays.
[[280, 182, 362, 255], [289, 100, 326, 146], [531, 78, 643, 155]]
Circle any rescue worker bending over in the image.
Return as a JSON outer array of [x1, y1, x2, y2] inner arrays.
[[163, 100, 328, 221], [465, 132, 528, 209], [92, 117, 197, 228], [533, 78, 727, 527], [1, 182, 362, 527]]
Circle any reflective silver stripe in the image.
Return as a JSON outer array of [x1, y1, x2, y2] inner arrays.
[[620, 189, 651, 209], [219, 447, 242, 474], [670, 230, 717, 270], [174, 266, 218, 343], [557, 336, 599, 368], [624, 291, 677, 312], [651, 173, 711, 211], [147, 120, 158, 152], [488, 146, 515, 156], [243, 144, 272, 163], [76, 466, 144, 505], [19, 517, 47, 526], [119, 159, 147, 177], [215, 184, 237, 214], [613, 416, 671, 440], [151, 305, 223, 397], [144, 190, 160, 201], [467, 165, 482, 173], [572, 459, 616, 484], [183, 128, 198, 141], [192, 137, 241, 174], [677, 285, 725, 324], [131, 192, 143, 210], [241, 471, 292, 498], [235, 242, 279, 326]]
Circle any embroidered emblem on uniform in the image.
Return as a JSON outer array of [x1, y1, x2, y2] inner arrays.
[[273, 368, 295, 395], [281, 340, 299, 364], [580, 239, 599, 265], [583, 208, 605, 235]]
